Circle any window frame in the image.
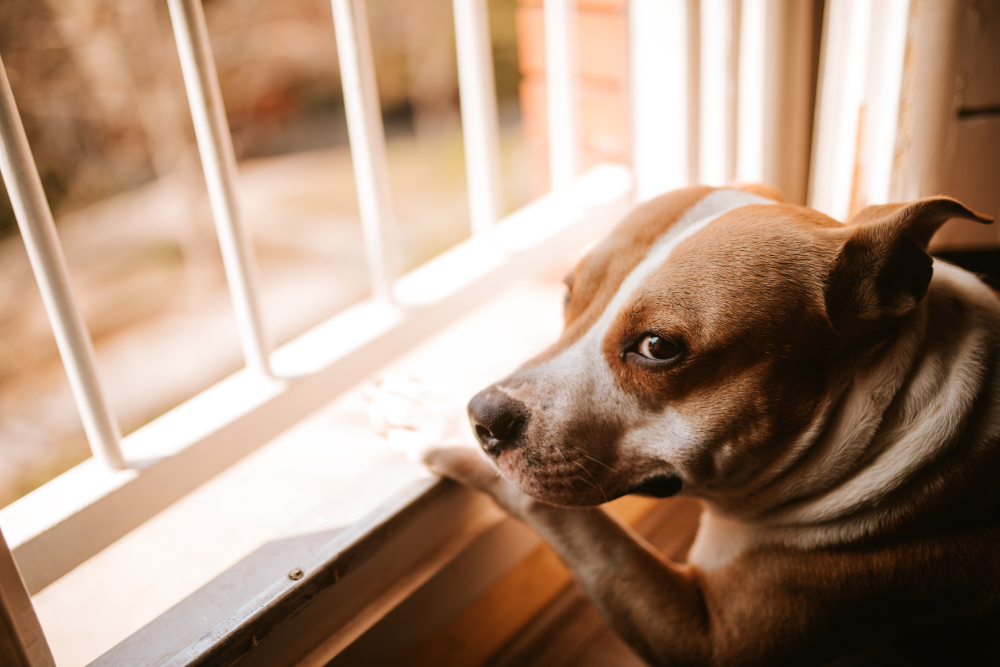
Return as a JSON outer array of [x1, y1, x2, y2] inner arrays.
[[1, 0, 930, 660]]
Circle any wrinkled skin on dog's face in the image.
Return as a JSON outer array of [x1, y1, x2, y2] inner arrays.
[[468, 186, 853, 507]]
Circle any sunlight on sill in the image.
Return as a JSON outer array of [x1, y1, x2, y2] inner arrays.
[[30, 275, 570, 667]]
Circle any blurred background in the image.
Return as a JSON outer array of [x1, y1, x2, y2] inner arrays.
[[5, 2, 999, 663], [0, 0, 548, 507], [7, 0, 993, 515]]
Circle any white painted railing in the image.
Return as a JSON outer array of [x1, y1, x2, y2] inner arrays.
[[0, 0, 634, 600], [453, 0, 504, 236], [736, 0, 767, 183], [0, 56, 126, 472], [809, 0, 912, 219], [699, 0, 735, 185], [0, 0, 923, 662], [544, 0, 579, 189], [0, 526, 54, 666], [629, 0, 691, 201], [331, 0, 400, 303], [167, 0, 274, 377], [629, 0, 912, 215]]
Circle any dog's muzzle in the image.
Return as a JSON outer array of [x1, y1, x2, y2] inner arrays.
[[468, 385, 529, 456]]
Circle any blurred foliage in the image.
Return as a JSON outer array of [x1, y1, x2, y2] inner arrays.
[[0, 0, 525, 507], [489, 0, 523, 100], [0, 0, 521, 238]]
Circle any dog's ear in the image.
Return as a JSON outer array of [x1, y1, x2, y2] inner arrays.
[[825, 197, 992, 333]]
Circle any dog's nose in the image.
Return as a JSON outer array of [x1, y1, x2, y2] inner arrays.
[[468, 385, 529, 456]]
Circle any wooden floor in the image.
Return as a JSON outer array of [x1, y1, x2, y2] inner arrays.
[[488, 588, 921, 667], [485, 581, 648, 667], [485, 497, 703, 667], [480, 495, 926, 667]]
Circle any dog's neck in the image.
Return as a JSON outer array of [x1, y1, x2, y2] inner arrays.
[[690, 261, 1000, 569]]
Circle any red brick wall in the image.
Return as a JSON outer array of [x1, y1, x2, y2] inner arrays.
[[515, 0, 630, 195]]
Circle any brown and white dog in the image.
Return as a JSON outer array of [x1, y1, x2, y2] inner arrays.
[[371, 185, 1000, 665]]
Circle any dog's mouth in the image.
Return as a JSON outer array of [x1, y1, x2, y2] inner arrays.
[[495, 450, 684, 506], [625, 474, 683, 498]]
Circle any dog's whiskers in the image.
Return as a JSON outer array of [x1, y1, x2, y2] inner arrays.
[[549, 443, 611, 503], [569, 473, 601, 495], [563, 445, 616, 473], [571, 460, 609, 504]]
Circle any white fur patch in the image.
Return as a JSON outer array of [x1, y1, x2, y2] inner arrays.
[[710, 261, 1000, 557], [772, 263, 1000, 533], [503, 189, 775, 475], [587, 189, 776, 346], [688, 510, 759, 570]]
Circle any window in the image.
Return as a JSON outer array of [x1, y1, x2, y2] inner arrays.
[[2, 0, 961, 664]]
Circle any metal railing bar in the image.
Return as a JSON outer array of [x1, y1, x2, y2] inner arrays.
[[167, 0, 273, 376], [808, 0, 872, 218], [0, 527, 54, 667], [0, 55, 127, 470], [807, 0, 839, 212], [686, 0, 702, 189], [736, 0, 766, 183], [453, 0, 504, 236], [3, 164, 633, 596], [331, 0, 399, 303], [630, 0, 691, 201], [544, 0, 579, 190], [699, 0, 734, 186], [861, 0, 909, 207], [831, 0, 871, 220]]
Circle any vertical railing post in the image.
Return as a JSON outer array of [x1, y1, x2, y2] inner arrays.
[[167, 0, 273, 375], [889, 0, 957, 202], [453, 0, 504, 237], [699, 0, 735, 186], [0, 55, 126, 470], [0, 527, 54, 667], [544, 0, 579, 190], [331, 0, 399, 303], [861, 0, 909, 206], [630, 0, 691, 201], [808, 0, 873, 219], [736, 0, 766, 183]]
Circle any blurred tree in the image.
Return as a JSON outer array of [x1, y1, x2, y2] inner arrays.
[[0, 0, 522, 237]]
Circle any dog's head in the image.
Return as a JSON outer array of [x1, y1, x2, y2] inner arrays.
[[467, 186, 991, 507]]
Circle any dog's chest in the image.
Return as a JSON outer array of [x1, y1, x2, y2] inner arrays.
[[686, 509, 761, 570]]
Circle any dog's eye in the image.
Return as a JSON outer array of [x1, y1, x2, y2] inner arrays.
[[637, 335, 681, 361]]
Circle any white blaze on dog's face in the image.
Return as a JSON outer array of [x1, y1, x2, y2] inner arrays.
[[468, 186, 838, 505], [466, 186, 989, 507]]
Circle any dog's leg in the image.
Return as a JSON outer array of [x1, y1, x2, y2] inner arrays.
[[424, 447, 1000, 667], [368, 383, 990, 665], [366, 384, 715, 665], [424, 446, 712, 666]]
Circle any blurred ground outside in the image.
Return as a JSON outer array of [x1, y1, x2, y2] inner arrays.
[[0, 121, 530, 507], [0, 0, 539, 507]]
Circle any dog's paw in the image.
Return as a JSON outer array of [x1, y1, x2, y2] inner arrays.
[[366, 377, 478, 464], [366, 378, 532, 516], [423, 445, 533, 518]]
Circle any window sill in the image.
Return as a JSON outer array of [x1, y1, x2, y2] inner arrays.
[[2, 164, 632, 600], [9, 165, 633, 665], [33, 277, 574, 666]]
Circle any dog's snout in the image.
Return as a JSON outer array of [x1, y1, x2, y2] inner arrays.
[[468, 385, 529, 456]]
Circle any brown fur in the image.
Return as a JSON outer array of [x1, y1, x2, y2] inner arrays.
[[428, 186, 1000, 666], [600, 204, 844, 493], [535, 186, 715, 364]]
